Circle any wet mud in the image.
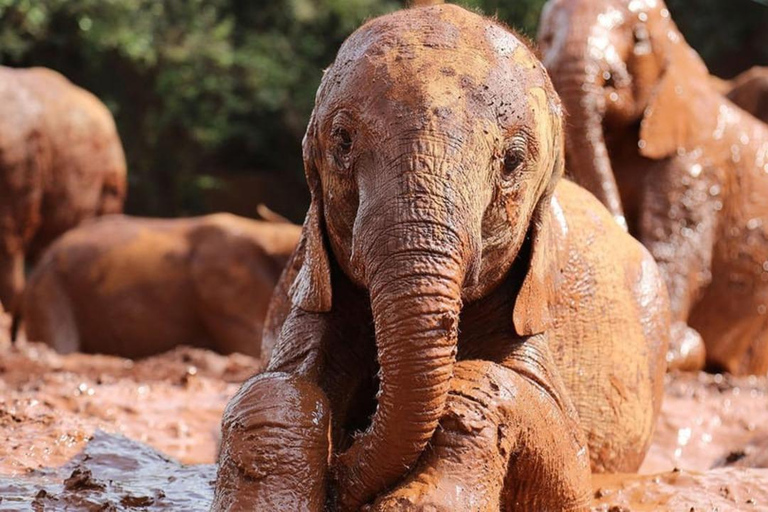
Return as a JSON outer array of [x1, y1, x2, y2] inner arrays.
[[0, 340, 261, 476], [1, 342, 767, 510]]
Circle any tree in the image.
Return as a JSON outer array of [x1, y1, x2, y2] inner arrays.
[[0, 0, 764, 218]]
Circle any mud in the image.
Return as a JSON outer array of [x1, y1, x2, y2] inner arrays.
[[0, 431, 215, 510], [0, 340, 261, 477], [1, 339, 767, 510]]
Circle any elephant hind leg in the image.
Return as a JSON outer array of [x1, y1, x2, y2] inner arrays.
[[213, 372, 331, 512], [0, 249, 24, 324], [370, 360, 591, 512], [21, 264, 79, 352]]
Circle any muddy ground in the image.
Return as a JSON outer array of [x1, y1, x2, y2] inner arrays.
[[0, 339, 767, 511]]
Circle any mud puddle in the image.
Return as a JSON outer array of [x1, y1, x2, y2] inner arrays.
[[0, 341, 261, 476], [0, 431, 215, 510], [1, 341, 768, 510]]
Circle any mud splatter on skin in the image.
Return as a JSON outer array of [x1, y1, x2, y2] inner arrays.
[[214, 5, 670, 511]]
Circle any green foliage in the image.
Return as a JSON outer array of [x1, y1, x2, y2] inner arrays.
[[666, 0, 768, 78], [454, 0, 547, 37], [0, 0, 765, 217], [0, 0, 402, 215]]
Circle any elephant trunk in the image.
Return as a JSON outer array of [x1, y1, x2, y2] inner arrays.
[[336, 203, 471, 509], [555, 62, 625, 228]]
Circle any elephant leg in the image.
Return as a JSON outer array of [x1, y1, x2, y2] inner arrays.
[[0, 248, 24, 328], [202, 313, 264, 358], [666, 321, 706, 372], [640, 158, 717, 371], [213, 372, 331, 511], [370, 359, 591, 512], [22, 265, 79, 351]]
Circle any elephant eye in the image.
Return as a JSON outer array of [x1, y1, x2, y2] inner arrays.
[[331, 127, 354, 171], [502, 136, 527, 179]]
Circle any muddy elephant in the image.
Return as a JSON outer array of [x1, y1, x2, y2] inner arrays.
[[540, 0, 768, 375], [213, 6, 670, 511], [0, 66, 127, 323], [21, 214, 300, 359], [725, 66, 768, 125]]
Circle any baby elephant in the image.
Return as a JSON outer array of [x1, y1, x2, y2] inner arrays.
[[214, 6, 669, 511], [22, 214, 300, 359]]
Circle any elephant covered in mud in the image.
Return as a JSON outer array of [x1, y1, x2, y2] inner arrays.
[[214, 6, 670, 511], [0, 66, 127, 323], [540, 0, 768, 375], [22, 214, 300, 359], [725, 66, 768, 125]]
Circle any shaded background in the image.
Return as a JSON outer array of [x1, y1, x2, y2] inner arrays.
[[1, 0, 766, 222]]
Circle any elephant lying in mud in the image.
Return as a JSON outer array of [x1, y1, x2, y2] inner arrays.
[[540, 0, 768, 375], [0, 67, 127, 323], [214, 6, 670, 511], [22, 214, 300, 359]]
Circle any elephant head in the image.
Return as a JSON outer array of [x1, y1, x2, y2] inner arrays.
[[290, 5, 565, 508], [538, 0, 710, 227]]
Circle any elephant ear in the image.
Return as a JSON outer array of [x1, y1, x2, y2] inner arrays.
[[513, 198, 557, 337], [638, 59, 709, 160], [288, 115, 332, 313]]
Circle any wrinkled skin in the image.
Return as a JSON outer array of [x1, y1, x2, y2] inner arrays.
[[214, 6, 669, 511], [724, 66, 768, 125], [540, 0, 768, 375], [21, 214, 300, 359], [0, 66, 127, 324]]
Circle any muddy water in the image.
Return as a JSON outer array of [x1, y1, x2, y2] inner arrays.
[[0, 431, 215, 510], [642, 372, 768, 473], [0, 341, 261, 475], [1, 342, 768, 510]]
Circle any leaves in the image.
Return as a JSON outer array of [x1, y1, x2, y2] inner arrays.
[[0, 0, 764, 216]]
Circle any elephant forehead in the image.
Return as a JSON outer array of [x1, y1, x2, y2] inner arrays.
[[326, 6, 547, 124]]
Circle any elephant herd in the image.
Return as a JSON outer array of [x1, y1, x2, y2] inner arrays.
[[1, 1, 768, 511]]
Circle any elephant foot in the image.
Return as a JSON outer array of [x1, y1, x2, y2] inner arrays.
[[667, 321, 706, 372], [370, 361, 591, 512], [212, 372, 330, 512]]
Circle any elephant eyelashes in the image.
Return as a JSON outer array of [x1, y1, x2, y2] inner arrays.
[[331, 126, 354, 171], [502, 137, 528, 179]]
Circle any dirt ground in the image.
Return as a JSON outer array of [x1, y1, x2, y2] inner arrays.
[[1, 339, 767, 511]]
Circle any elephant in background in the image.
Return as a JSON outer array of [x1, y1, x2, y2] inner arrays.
[[214, 6, 669, 511], [22, 214, 300, 359], [0, 66, 127, 323], [725, 66, 768, 125], [540, 0, 768, 375]]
